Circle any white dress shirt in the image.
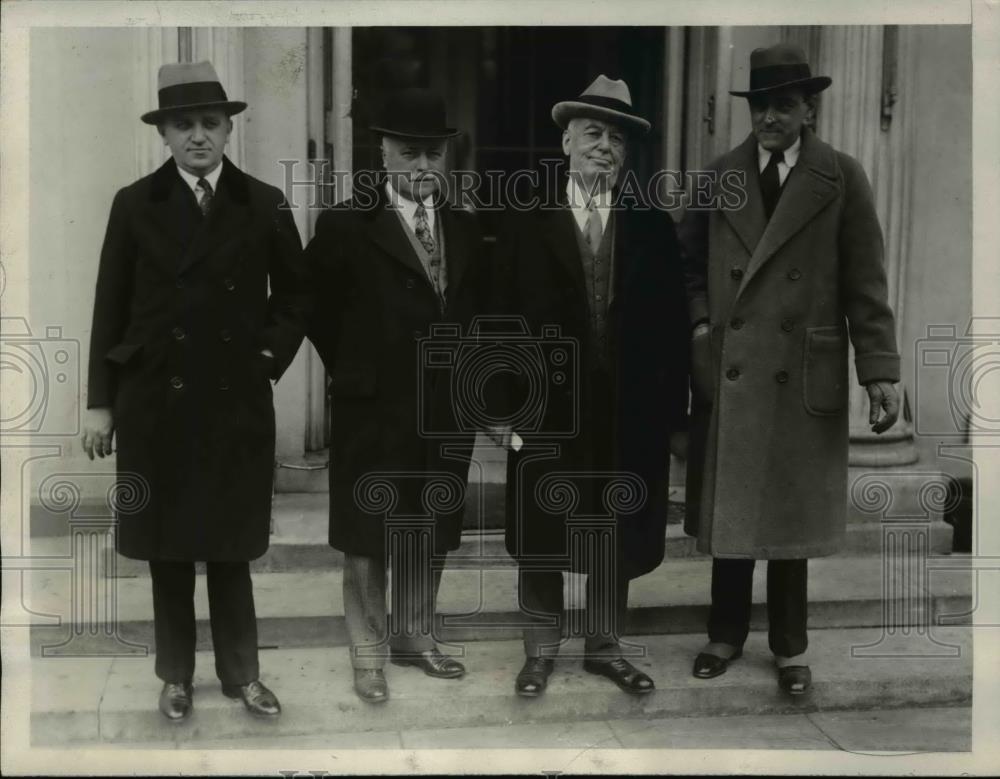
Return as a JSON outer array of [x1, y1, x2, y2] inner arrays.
[[386, 180, 437, 236], [176, 161, 223, 201], [566, 177, 612, 237], [757, 134, 802, 187]]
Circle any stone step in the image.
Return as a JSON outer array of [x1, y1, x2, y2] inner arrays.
[[28, 626, 972, 746], [24, 554, 972, 655], [26, 489, 955, 578]]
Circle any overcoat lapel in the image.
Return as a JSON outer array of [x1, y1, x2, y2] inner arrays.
[[364, 187, 436, 283], [721, 135, 768, 258], [438, 205, 470, 302], [738, 130, 841, 295], [178, 157, 252, 273], [541, 207, 587, 296]]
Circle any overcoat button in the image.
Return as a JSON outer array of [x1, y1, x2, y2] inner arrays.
[[406, 279, 415, 289], [726, 368, 740, 380], [220, 329, 232, 342], [731, 267, 744, 280], [170, 376, 184, 389], [175, 278, 185, 289], [781, 318, 794, 332], [788, 268, 802, 280], [171, 326, 185, 341], [413, 329, 422, 340], [776, 370, 789, 383], [224, 278, 236, 291], [730, 317, 744, 330], [219, 379, 230, 391]]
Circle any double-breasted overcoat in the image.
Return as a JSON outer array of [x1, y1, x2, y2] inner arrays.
[[679, 129, 900, 559], [493, 195, 690, 578], [87, 156, 307, 561], [303, 185, 486, 558]]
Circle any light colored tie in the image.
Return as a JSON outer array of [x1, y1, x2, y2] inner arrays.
[[197, 177, 213, 217], [584, 200, 603, 249]]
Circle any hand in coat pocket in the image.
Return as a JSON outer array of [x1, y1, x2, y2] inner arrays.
[[690, 325, 715, 404]]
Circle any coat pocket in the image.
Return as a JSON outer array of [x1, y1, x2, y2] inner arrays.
[[802, 325, 848, 416], [329, 363, 377, 398], [105, 342, 143, 366]]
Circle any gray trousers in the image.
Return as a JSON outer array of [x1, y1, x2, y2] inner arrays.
[[343, 551, 443, 670]]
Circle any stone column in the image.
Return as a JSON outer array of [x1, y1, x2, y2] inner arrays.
[[796, 25, 919, 467], [131, 28, 180, 178]]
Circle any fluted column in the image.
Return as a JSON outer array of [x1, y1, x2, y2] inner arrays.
[[131, 28, 179, 177], [809, 26, 918, 466]]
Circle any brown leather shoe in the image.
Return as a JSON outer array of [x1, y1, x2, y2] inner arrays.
[[515, 657, 555, 697], [353, 669, 389, 704], [390, 647, 465, 679], [158, 681, 193, 721], [583, 657, 655, 695], [221, 679, 281, 717]]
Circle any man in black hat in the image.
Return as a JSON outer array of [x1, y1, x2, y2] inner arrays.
[[680, 43, 901, 695], [490, 75, 690, 698], [82, 61, 308, 720], [304, 88, 485, 703]]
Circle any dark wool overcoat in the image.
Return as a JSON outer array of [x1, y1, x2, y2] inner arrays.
[[304, 186, 486, 558], [493, 195, 690, 579], [87, 156, 307, 561], [679, 129, 900, 559]]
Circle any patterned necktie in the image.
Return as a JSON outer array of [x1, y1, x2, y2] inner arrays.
[[414, 203, 437, 255], [197, 177, 214, 217], [583, 200, 603, 249], [760, 149, 785, 220]]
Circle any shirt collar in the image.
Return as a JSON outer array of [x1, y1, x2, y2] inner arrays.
[[385, 180, 437, 225], [566, 176, 612, 232], [176, 160, 223, 195], [757, 133, 802, 171]]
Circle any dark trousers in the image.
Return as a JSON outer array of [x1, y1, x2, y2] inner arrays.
[[343, 547, 443, 670], [707, 557, 808, 657], [148, 560, 259, 687], [519, 567, 629, 659]]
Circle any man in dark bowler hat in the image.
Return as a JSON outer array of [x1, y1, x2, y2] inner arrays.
[[82, 61, 307, 721], [304, 88, 485, 704], [680, 43, 900, 695], [491, 75, 690, 698]]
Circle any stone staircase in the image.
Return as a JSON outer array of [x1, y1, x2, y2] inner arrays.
[[25, 471, 973, 747]]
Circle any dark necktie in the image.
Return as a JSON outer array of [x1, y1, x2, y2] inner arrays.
[[760, 149, 785, 221], [197, 177, 214, 217], [583, 200, 603, 249]]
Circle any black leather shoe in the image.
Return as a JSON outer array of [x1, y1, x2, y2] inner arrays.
[[583, 657, 655, 695], [777, 665, 812, 695], [515, 657, 555, 697], [353, 669, 389, 704], [158, 681, 193, 721], [693, 648, 743, 679], [390, 647, 465, 679], [221, 679, 281, 717]]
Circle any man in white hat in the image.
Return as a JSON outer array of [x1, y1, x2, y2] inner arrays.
[[491, 75, 690, 698], [82, 61, 307, 721]]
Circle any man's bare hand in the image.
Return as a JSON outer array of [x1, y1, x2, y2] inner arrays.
[[866, 380, 899, 434], [82, 407, 115, 460], [485, 424, 514, 450]]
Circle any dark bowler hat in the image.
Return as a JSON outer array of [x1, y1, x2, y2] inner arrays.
[[729, 43, 832, 97], [552, 74, 651, 134], [369, 88, 460, 139], [141, 61, 247, 124]]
